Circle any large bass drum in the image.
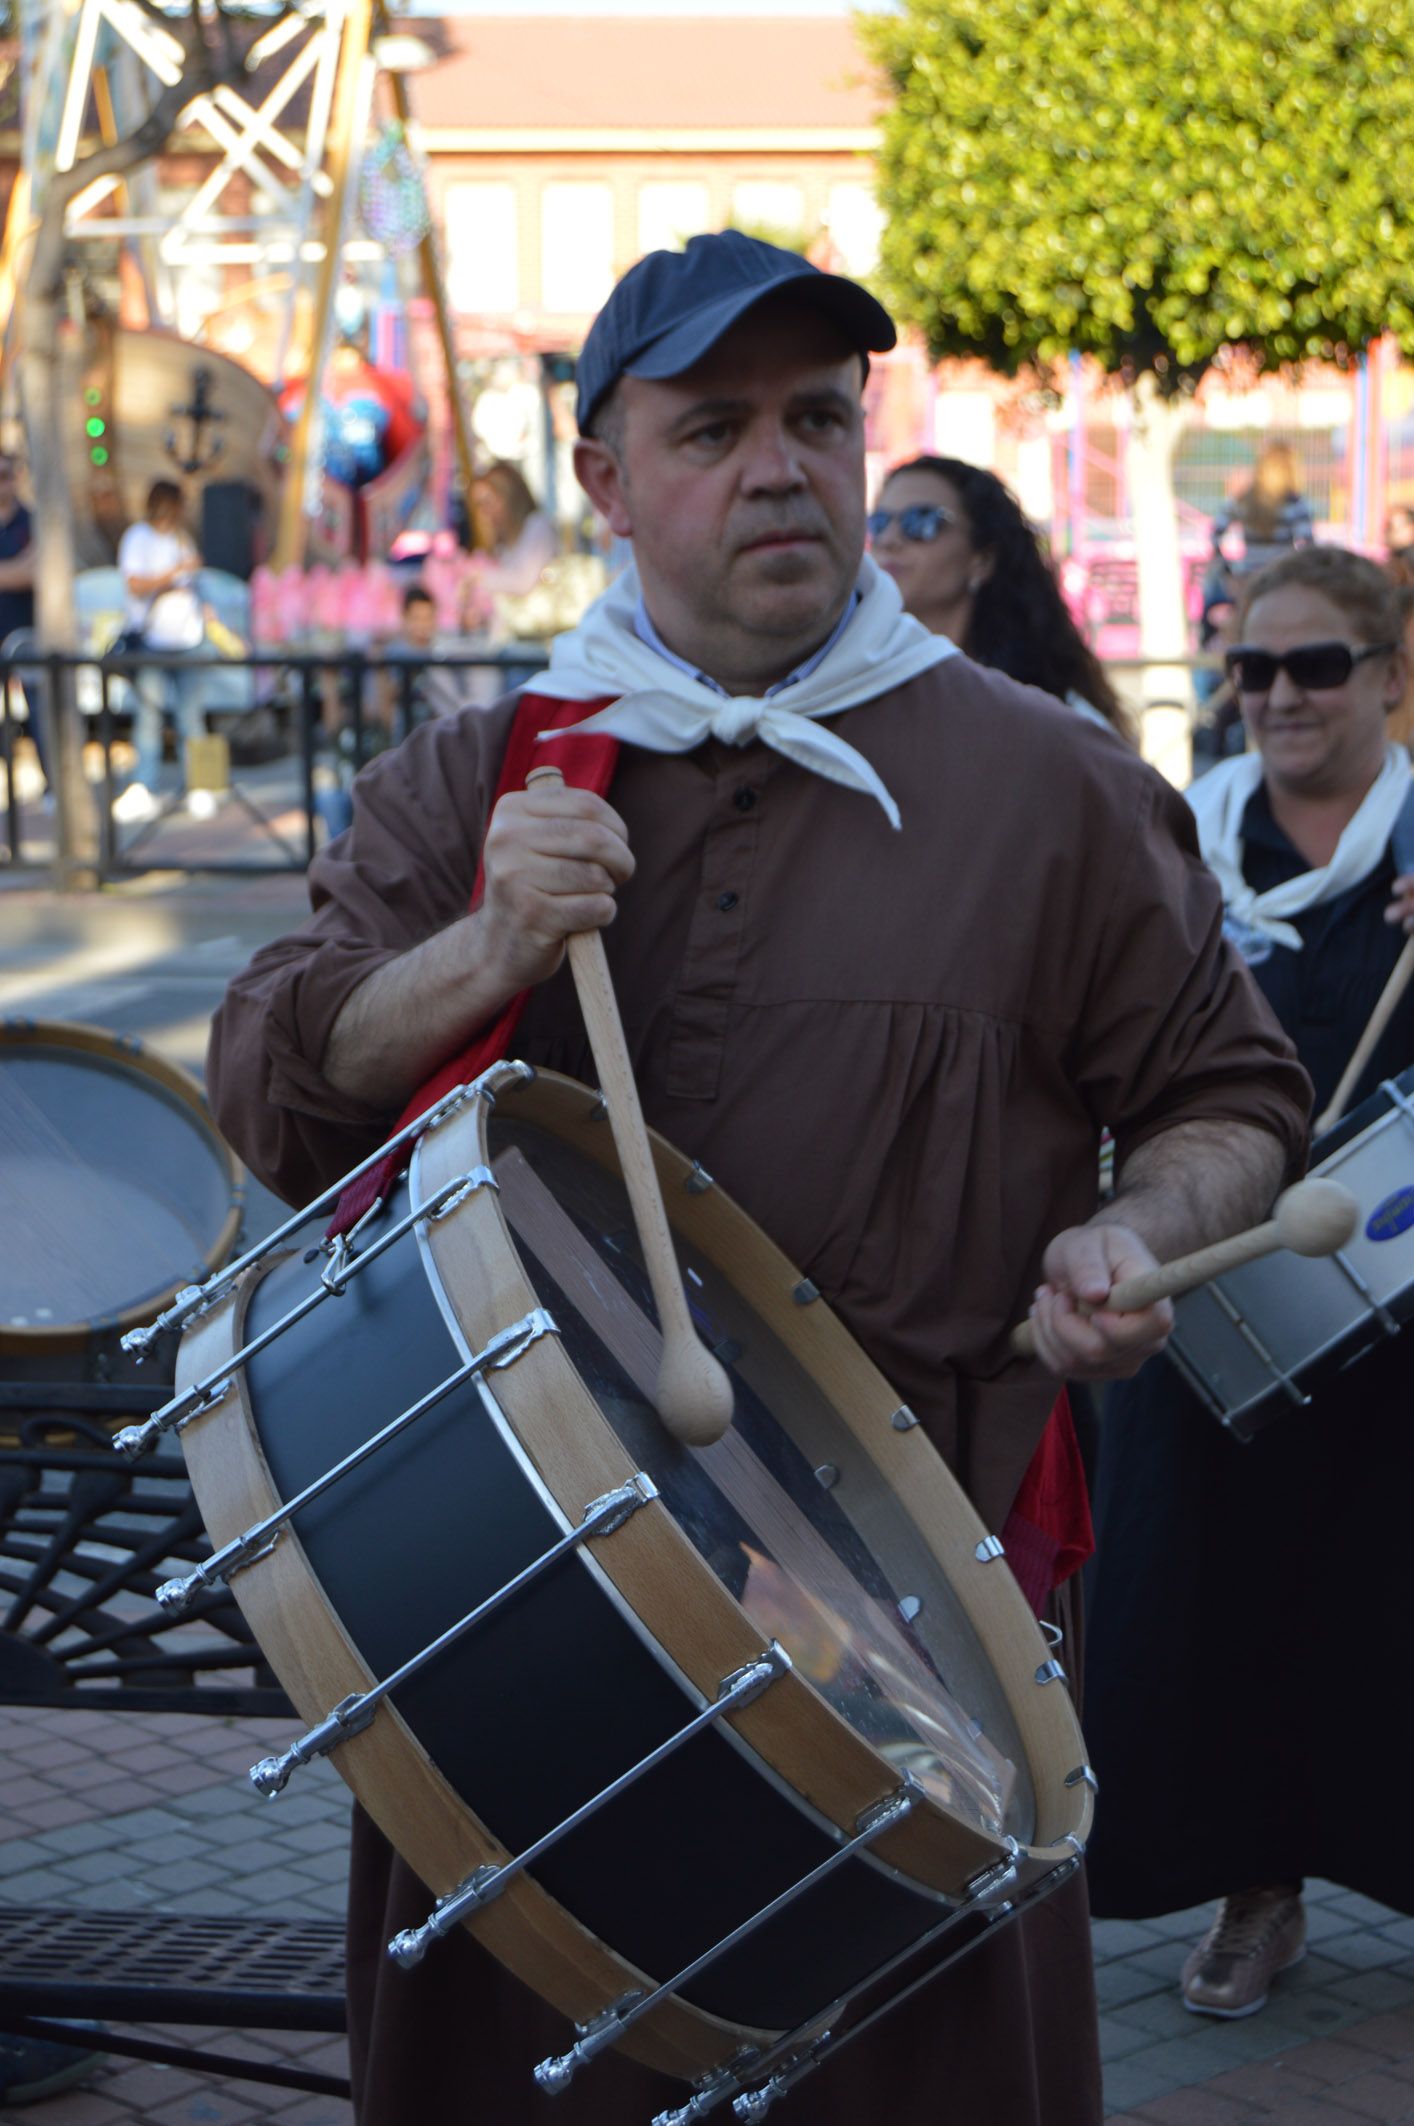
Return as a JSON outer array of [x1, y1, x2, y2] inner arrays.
[[125, 1063, 1092, 2119]]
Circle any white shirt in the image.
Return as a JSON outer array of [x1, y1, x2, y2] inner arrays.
[[118, 522, 204, 649]]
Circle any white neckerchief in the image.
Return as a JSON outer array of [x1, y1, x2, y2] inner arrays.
[[532, 554, 957, 830], [1185, 743, 1412, 954]]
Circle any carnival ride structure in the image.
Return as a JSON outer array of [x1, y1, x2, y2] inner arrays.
[[1, 0, 474, 572]]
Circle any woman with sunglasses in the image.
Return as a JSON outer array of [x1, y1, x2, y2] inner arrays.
[[1084, 544, 1414, 2019], [869, 456, 1134, 739]]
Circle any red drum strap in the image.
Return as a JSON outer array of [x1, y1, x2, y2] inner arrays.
[[326, 694, 618, 1238], [1002, 1389, 1094, 1613]]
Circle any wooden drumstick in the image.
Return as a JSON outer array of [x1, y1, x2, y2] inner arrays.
[[1314, 934, 1414, 1135], [1009, 1177, 1359, 1360], [525, 765, 734, 1447]]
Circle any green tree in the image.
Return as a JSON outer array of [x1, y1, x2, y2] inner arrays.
[[864, 0, 1414, 699]]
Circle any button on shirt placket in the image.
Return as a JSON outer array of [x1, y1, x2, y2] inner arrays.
[[664, 764, 764, 1101]]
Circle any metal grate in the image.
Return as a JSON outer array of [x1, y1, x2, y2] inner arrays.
[[0, 1906, 345, 2029], [0, 1414, 291, 1715]]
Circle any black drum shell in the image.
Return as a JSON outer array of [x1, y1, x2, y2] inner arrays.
[[241, 1185, 951, 2032]]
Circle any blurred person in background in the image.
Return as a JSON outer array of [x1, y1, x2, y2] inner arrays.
[[374, 584, 469, 732], [0, 449, 41, 795], [75, 464, 127, 570], [114, 479, 211, 822], [469, 460, 558, 600], [1384, 501, 1414, 582], [1211, 440, 1314, 580], [319, 587, 481, 845], [869, 455, 1134, 739], [1084, 543, 1414, 2020], [1191, 556, 1244, 770], [0, 451, 35, 645], [465, 460, 563, 692]]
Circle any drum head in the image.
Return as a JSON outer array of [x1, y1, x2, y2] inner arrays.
[[487, 1112, 1033, 1846], [0, 1020, 243, 1351]]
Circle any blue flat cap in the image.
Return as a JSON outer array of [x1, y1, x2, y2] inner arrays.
[[576, 229, 896, 434]]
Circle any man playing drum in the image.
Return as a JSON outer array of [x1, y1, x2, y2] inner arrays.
[[208, 233, 1309, 2125]]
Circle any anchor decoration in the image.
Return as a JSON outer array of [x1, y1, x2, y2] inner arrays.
[[165, 368, 229, 477]]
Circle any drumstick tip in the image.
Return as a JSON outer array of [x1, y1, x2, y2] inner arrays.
[[655, 1336, 735, 1447], [1271, 1177, 1359, 1258]]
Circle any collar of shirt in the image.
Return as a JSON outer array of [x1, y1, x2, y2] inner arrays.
[[1240, 779, 1392, 899], [631, 589, 862, 699]]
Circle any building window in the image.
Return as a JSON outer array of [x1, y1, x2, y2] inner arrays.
[[637, 181, 711, 259], [541, 182, 615, 314], [730, 181, 805, 243], [826, 183, 885, 277], [443, 183, 518, 315]]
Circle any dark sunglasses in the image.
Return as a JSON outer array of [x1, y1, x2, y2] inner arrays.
[[866, 504, 956, 543], [1224, 640, 1396, 694]]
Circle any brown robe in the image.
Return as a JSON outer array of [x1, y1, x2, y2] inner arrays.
[[208, 659, 1309, 2126]]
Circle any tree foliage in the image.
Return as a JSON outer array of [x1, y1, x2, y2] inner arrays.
[[864, 0, 1414, 385]]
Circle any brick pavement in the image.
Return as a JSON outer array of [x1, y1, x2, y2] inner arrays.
[[1095, 1892, 1414, 2120], [6, 1695, 1414, 2122], [0, 1705, 352, 2125]]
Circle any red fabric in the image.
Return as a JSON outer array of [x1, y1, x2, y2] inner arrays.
[[326, 695, 618, 1236], [326, 688, 1093, 1602], [1001, 1389, 1095, 1614]]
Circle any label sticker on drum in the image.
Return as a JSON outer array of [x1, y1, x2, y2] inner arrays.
[[1366, 1186, 1414, 1243]]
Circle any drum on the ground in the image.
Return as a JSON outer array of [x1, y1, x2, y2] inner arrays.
[[0, 1018, 244, 1357], [119, 1063, 1092, 2121], [1167, 1064, 1414, 1439]]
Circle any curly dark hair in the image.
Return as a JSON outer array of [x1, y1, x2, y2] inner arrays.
[[886, 456, 1132, 739]]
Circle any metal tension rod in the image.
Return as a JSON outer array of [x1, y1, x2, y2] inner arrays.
[[250, 1470, 658, 1797], [390, 1642, 791, 1967], [534, 1783, 917, 2097], [113, 1163, 499, 1462], [120, 1059, 532, 1354], [154, 1309, 555, 1616]]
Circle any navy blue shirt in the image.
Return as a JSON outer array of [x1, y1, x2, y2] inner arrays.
[[0, 503, 34, 648], [1241, 781, 1414, 1120]]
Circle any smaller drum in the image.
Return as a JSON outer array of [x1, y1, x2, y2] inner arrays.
[[1168, 1065, 1414, 1438], [0, 1019, 244, 1356]]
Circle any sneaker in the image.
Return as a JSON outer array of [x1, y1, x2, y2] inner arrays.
[[185, 787, 220, 819], [112, 781, 160, 823], [0, 2028, 107, 2105], [1181, 1887, 1306, 2018]]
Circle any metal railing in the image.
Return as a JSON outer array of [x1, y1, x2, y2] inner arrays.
[[0, 640, 1233, 881], [0, 643, 550, 878]]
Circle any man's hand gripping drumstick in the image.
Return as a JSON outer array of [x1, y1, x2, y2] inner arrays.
[[1014, 1178, 1357, 1370], [525, 764, 734, 1447], [323, 756, 730, 1443]]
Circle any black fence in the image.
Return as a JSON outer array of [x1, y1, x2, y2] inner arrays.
[[0, 642, 550, 878]]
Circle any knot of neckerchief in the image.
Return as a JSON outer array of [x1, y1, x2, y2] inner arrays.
[[1186, 743, 1412, 955], [529, 553, 958, 830]]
